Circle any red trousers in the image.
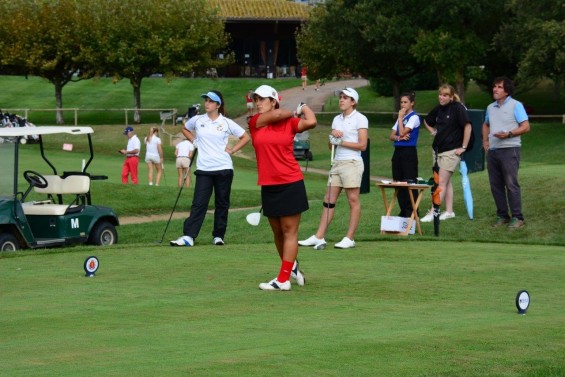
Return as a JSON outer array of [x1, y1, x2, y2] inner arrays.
[[122, 156, 139, 184]]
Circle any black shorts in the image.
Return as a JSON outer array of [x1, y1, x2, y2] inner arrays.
[[261, 180, 309, 217]]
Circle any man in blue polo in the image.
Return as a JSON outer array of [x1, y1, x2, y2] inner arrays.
[[482, 77, 530, 229]]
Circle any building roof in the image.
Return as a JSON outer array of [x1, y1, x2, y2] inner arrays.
[[211, 0, 311, 22]]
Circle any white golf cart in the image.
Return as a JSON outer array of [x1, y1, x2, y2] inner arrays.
[[0, 126, 119, 251]]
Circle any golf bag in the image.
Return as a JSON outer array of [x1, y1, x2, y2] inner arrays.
[[175, 104, 200, 125]]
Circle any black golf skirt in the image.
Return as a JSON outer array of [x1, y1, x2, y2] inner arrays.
[[261, 180, 309, 217]]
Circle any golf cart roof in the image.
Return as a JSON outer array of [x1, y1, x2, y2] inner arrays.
[[0, 126, 93, 137]]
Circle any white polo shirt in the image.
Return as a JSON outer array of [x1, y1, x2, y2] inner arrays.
[[185, 114, 246, 171], [332, 109, 368, 161]]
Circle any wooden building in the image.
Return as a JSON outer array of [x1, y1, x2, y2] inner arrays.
[[211, 0, 311, 78]]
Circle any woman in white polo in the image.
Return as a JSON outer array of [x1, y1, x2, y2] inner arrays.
[[170, 90, 250, 247], [299, 87, 368, 249]]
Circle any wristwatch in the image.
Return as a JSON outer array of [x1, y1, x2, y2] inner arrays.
[[508, 131, 514, 138]]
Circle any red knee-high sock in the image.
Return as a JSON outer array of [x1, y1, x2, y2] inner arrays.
[[277, 260, 294, 283]]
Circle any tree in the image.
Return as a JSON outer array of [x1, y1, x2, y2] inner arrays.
[[95, 0, 230, 123], [296, 0, 424, 111], [410, 0, 505, 104], [494, 0, 565, 100], [0, 0, 97, 124]]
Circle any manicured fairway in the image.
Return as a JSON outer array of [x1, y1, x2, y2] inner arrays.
[[1, 241, 564, 376]]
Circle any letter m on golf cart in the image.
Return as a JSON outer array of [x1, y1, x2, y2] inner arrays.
[[0, 126, 119, 251]]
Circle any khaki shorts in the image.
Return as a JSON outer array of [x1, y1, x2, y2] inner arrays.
[[435, 149, 461, 173], [246, 102, 253, 109], [329, 160, 364, 188], [176, 157, 191, 169]]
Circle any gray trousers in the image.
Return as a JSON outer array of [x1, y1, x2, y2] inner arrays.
[[487, 147, 524, 220]]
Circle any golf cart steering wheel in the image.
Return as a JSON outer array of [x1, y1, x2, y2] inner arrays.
[[23, 170, 49, 189]]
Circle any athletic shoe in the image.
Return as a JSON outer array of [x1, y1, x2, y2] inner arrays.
[[420, 210, 434, 223], [508, 217, 525, 229], [169, 235, 194, 247], [213, 237, 225, 246], [298, 235, 327, 250], [259, 278, 291, 291], [291, 260, 305, 286], [439, 211, 455, 220], [492, 217, 510, 228], [335, 237, 355, 249]]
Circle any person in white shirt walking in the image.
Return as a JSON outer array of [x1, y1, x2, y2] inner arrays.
[[144, 127, 164, 186], [174, 139, 195, 188], [120, 126, 141, 185]]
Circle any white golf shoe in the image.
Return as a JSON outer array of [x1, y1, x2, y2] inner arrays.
[[291, 260, 305, 286], [335, 237, 355, 249], [420, 210, 434, 223], [298, 235, 327, 250], [439, 212, 455, 220], [259, 278, 291, 291], [170, 235, 194, 247]]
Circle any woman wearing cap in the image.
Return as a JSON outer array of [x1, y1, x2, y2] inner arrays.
[[144, 127, 164, 186], [120, 126, 141, 184], [389, 91, 420, 217], [249, 84, 317, 291], [170, 90, 250, 247], [299, 87, 368, 250]]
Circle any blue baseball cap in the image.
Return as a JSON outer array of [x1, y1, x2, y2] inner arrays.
[[123, 126, 134, 135], [201, 91, 222, 105]]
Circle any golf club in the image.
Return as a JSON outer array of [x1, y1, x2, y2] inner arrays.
[[161, 162, 166, 186], [156, 149, 197, 244], [246, 207, 263, 226]]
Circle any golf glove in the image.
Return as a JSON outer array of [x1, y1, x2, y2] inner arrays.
[[192, 139, 198, 148], [295, 102, 306, 116], [329, 135, 343, 146]]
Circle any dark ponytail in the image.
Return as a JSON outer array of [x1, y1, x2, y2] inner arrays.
[[211, 90, 226, 116]]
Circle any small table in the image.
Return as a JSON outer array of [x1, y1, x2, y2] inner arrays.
[[376, 182, 431, 236]]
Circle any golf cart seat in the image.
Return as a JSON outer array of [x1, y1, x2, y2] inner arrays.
[[22, 175, 91, 215]]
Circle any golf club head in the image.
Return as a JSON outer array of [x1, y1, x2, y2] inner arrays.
[[246, 212, 261, 226]]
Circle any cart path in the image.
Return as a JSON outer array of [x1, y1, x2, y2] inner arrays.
[[121, 79, 390, 225]]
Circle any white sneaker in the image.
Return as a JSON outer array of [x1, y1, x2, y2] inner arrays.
[[213, 237, 225, 245], [259, 278, 291, 291], [335, 237, 355, 249], [420, 210, 434, 223], [298, 235, 327, 250], [291, 260, 305, 286], [169, 235, 194, 247], [439, 211, 455, 220]]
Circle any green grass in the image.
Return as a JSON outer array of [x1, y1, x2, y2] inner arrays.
[[2, 76, 565, 376], [1, 242, 564, 376]]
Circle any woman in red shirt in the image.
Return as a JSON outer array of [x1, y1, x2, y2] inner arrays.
[[248, 84, 317, 291]]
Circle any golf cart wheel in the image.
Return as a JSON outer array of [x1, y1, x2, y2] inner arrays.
[[306, 151, 313, 161], [0, 232, 20, 251], [89, 221, 118, 246]]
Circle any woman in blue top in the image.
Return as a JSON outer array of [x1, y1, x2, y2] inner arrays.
[[389, 91, 420, 217]]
